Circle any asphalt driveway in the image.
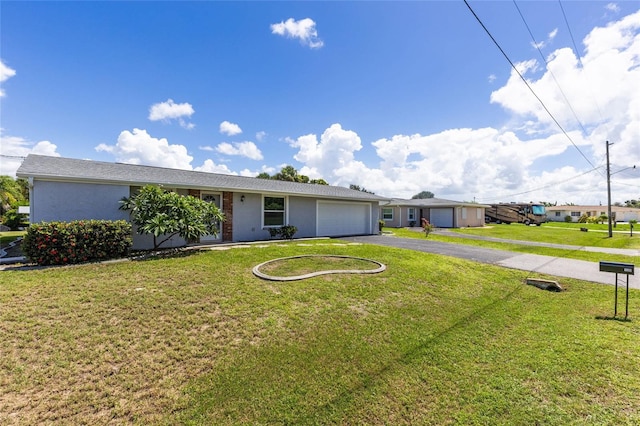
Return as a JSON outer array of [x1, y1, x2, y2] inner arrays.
[[341, 234, 639, 289]]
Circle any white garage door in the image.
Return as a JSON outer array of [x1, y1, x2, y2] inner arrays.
[[430, 208, 454, 228], [317, 201, 370, 237]]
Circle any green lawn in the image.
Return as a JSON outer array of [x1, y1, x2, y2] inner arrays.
[[388, 224, 639, 265], [451, 222, 640, 249], [1, 240, 639, 424], [545, 221, 636, 232], [0, 230, 25, 247]]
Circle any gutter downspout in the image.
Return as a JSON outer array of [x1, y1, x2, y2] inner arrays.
[[28, 177, 34, 224]]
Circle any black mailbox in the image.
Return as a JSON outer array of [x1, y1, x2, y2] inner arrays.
[[599, 261, 635, 275]]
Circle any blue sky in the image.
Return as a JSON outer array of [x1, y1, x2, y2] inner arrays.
[[1, 1, 639, 205]]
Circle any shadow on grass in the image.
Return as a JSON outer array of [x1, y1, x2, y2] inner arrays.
[[595, 315, 633, 322], [129, 247, 202, 262], [3, 246, 202, 271], [183, 282, 526, 424], [299, 284, 525, 421]]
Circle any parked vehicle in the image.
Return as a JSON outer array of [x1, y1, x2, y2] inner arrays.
[[485, 203, 546, 226]]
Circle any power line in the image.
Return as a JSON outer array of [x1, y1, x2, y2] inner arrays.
[[477, 165, 604, 202], [463, 0, 597, 170], [558, 0, 607, 128], [513, 0, 607, 180], [611, 180, 640, 189], [513, 1, 590, 138], [558, 1, 586, 75]]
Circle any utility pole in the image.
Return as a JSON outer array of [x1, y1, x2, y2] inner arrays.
[[606, 141, 613, 238]]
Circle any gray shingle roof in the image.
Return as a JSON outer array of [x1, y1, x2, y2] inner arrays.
[[17, 155, 387, 201], [382, 198, 491, 208]]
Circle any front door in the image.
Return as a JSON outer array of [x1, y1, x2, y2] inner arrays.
[[201, 192, 222, 242]]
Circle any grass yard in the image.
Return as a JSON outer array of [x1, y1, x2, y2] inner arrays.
[[389, 225, 639, 265], [0, 231, 25, 247], [1, 240, 639, 424], [450, 223, 640, 249], [544, 222, 636, 232]]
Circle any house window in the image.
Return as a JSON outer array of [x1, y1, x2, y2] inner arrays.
[[382, 207, 393, 221], [555, 212, 561, 217], [461, 207, 467, 220], [571, 211, 581, 217], [477, 208, 482, 220], [408, 208, 416, 222], [263, 196, 286, 227]]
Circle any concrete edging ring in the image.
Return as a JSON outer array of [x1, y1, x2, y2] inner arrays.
[[252, 254, 386, 282]]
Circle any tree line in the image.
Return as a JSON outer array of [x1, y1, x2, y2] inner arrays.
[[0, 176, 29, 230]]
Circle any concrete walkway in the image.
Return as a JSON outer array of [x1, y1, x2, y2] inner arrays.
[[342, 234, 639, 289]]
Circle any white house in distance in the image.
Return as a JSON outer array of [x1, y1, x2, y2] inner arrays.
[[545, 205, 640, 223], [16, 155, 386, 250], [380, 198, 489, 228]]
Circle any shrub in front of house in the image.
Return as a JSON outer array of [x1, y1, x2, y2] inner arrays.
[[279, 225, 297, 239], [266, 225, 298, 240], [23, 220, 132, 266], [421, 218, 435, 237]]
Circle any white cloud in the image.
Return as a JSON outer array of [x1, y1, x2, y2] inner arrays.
[[239, 165, 276, 177], [286, 120, 631, 204], [531, 28, 558, 49], [489, 9, 640, 171], [533, 28, 558, 50], [271, 18, 324, 49], [215, 141, 263, 160], [194, 159, 238, 175], [148, 99, 195, 129], [606, 3, 620, 13], [198, 145, 215, 152], [256, 131, 267, 142], [219, 121, 242, 136], [181, 120, 195, 130], [0, 131, 60, 176], [531, 41, 546, 49], [95, 128, 193, 169], [288, 123, 362, 170], [278, 11, 637, 204], [369, 128, 579, 197], [0, 59, 17, 97]]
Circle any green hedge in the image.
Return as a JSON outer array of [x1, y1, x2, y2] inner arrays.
[[22, 220, 132, 266]]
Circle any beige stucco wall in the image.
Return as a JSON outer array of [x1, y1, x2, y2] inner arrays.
[[456, 206, 486, 227], [381, 205, 486, 228]]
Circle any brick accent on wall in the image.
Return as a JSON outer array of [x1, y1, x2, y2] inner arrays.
[[222, 191, 233, 242]]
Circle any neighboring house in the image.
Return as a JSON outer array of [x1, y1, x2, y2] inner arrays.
[[545, 205, 640, 223], [16, 155, 387, 249], [380, 198, 489, 228]]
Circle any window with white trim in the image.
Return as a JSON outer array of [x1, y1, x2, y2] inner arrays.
[[555, 212, 561, 217], [408, 208, 416, 222], [382, 207, 393, 221], [477, 208, 482, 220], [571, 211, 581, 217], [263, 196, 286, 227], [461, 207, 467, 220]]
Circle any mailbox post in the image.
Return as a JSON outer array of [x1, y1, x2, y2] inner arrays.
[[599, 261, 635, 319]]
